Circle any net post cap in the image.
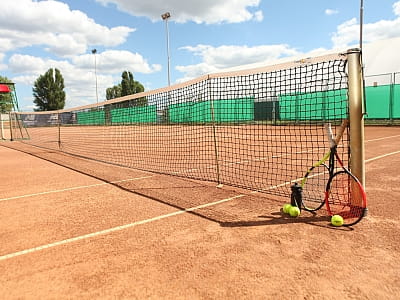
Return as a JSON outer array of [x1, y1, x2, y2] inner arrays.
[[347, 48, 361, 55]]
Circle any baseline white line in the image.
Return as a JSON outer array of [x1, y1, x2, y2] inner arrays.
[[0, 194, 244, 261], [0, 176, 154, 202]]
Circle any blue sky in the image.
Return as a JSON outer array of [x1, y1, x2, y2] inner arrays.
[[1, 0, 400, 111]]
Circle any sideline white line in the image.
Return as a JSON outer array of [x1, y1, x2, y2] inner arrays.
[[1, 148, 399, 262], [365, 150, 400, 163], [0, 176, 154, 202], [365, 134, 400, 143]]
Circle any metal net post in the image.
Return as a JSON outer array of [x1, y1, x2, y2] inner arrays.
[[347, 48, 365, 186]]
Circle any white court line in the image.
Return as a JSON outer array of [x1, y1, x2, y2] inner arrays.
[[1, 142, 400, 261], [365, 150, 400, 163], [365, 134, 400, 143], [0, 194, 244, 262], [0, 176, 154, 202]]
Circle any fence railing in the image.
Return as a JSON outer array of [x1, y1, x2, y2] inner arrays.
[[364, 72, 400, 122]]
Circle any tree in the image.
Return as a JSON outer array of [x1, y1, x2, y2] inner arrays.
[[106, 71, 146, 106], [106, 84, 122, 100], [33, 68, 65, 111], [121, 71, 144, 96], [0, 76, 14, 113]]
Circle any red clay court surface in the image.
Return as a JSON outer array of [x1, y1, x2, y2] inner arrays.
[[0, 126, 399, 299]]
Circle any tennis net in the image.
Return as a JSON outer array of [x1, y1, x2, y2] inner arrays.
[[13, 51, 351, 198]]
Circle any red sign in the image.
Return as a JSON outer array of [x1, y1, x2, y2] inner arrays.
[[0, 84, 11, 93]]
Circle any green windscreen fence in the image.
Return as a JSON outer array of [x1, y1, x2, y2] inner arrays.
[[254, 101, 279, 120], [364, 84, 400, 119], [74, 84, 400, 125], [394, 84, 400, 118], [111, 105, 157, 124], [77, 110, 105, 125], [277, 83, 400, 122], [279, 89, 348, 121], [76, 106, 157, 125], [169, 98, 254, 123]]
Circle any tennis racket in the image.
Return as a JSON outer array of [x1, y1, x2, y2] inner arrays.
[[300, 120, 348, 212], [295, 120, 367, 226], [324, 122, 368, 226]]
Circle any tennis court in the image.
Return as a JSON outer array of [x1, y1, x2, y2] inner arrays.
[[0, 125, 399, 299]]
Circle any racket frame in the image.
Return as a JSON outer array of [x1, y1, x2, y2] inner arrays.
[[293, 119, 367, 226]]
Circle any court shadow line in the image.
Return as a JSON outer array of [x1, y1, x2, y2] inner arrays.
[[2, 144, 231, 224], [220, 212, 354, 230], [3, 144, 353, 231]]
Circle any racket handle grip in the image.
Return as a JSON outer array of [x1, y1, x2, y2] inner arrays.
[[324, 123, 336, 148], [290, 183, 302, 209]]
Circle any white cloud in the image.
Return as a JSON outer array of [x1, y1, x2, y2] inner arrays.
[[175, 63, 218, 81], [176, 44, 299, 81], [20, 104, 37, 112], [394, 1, 400, 16], [175, 37, 400, 92], [0, 0, 134, 56], [96, 0, 263, 24], [8, 54, 107, 106], [9, 50, 161, 108], [332, 2, 400, 48], [0, 53, 6, 71], [332, 18, 359, 49], [325, 9, 338, 16], [254, 11, 264, 22], [72, 50, 161, 74]]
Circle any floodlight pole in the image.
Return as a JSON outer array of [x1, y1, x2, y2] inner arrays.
[[360, 0, 363, 50], [161, 12, 171, 86], [92, 49, 99, 103]]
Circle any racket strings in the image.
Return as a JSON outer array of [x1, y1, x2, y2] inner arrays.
[[327, 171, 365, 221]]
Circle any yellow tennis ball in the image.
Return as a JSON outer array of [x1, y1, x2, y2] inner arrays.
[[289, 206, 301, 217], [331, 215, 344, 227], [283, 203, 292, 214]]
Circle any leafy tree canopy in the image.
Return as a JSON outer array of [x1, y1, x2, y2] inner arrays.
[[106, 84, 122, 100], [33, 68, 66, 111], [106, 71, 146, 106]]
